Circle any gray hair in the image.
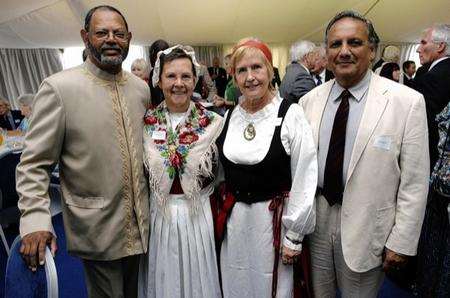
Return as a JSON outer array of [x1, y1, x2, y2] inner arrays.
[[17, 94, 34, 106], [131, 58, 149, 73], [430, 24, 450, 56], [290, 40, 316, 62], [325, 10, 380, 49], [382, 45, 400, 63]]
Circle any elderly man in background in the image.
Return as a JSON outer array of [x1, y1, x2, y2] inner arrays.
[[413, 24, 450, 167], [208, 56, 228, 97], [0, 98, 24, 130], [311, 46, 328, 86], [302, 10, 429, 297], [16, 5, 149, 298], [279, 40, 317, 101]]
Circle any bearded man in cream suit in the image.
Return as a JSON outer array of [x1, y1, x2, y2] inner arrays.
[[16, 5, 149, 298], [302, 11, 429, 297]]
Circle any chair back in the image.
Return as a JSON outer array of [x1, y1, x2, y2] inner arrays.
[[5, 236, 58, 298]]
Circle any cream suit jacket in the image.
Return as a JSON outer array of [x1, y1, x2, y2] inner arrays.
[[16, 60, 150, 261], [302, 73, 430, 272]]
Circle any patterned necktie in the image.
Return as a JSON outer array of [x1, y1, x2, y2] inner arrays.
[[322, 89, 351, 206], [316, 75, 322, 86]]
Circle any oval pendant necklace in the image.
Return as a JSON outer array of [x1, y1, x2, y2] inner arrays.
[[243, 122, 256, 141]]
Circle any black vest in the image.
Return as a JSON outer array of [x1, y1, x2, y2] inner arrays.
[[216, 99, 293, 204]]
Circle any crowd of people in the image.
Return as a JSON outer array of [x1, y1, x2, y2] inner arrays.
[[1, 4, 448, 298]]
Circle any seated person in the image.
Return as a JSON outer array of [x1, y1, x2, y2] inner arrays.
[[0, 98, 23, 130], [17, 94, 35, 133]]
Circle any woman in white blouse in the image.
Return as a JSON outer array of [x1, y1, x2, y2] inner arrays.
[[215, 38, 318, 298]]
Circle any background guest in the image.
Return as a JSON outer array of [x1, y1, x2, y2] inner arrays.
[[131, 58, 149, 83], [0, 98, 23, 130], [412, 24, 450, 168], [213, 54, 241, 112], [416, 100, 450, 298], [311, 46, 327, 86], [279, 39, 317, 101], [271, 66, 281, 88], [183, 47, 217, 102], [208, 56, 228, 97], [380, 62, 401, 82], [373, 45, 400, 73], [16, 94, 34, 133], [402, 60, 416, 87], [148, 39, 170, 106]]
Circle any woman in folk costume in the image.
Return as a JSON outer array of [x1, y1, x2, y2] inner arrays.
[[216, 38, 318, 297], [138, 45, 223, 298]]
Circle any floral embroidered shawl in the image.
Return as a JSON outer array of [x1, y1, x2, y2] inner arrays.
[[143, 101, 223, 210], [431, 102, 450, 196]]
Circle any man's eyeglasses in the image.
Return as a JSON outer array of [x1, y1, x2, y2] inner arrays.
[[91, 30, 129, 41]]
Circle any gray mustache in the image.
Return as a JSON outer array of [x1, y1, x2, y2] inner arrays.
[[101, 45, 121, 52]]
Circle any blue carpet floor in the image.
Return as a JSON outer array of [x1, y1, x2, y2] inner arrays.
[[1, 216, 415, 298]]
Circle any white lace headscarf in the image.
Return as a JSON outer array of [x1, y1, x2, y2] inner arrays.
[[152, 45, 201, 87]]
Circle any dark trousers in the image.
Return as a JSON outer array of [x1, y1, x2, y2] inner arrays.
[[82, 255, 140, 298]]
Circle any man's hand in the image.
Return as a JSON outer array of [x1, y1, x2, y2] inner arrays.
[[281, 245, 301, 265], [382, 247, 408, 272], [20, 231, 57, 272]]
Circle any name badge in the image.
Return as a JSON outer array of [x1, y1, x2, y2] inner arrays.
[[373, 136, 391, 151], [274, 117, 283, 126], [152, 130, 166, 140]]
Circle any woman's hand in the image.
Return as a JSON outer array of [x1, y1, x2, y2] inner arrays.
[[281, 244, 301, 265]]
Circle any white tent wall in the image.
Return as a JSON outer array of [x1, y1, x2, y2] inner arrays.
[[1, 0, 450, 48], [0, 48, 62, 108]]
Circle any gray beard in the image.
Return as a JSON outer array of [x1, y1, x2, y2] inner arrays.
[[88, 41, 128, 67], [100, 54, 123, 66]]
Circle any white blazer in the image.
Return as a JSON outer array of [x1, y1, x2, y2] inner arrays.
[[302, 73, 430, 272]]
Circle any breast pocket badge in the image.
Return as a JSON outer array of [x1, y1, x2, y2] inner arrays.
[[373, 135, 392, 151]]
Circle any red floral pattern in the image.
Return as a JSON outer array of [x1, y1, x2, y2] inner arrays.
[[143, 103, 215, 178], [179, 131, 199, 144]]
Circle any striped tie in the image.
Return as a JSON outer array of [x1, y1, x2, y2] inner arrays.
[[322, 89, 351, 206]]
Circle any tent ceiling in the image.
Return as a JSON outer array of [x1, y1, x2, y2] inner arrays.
[[0, 0, 449, 48]]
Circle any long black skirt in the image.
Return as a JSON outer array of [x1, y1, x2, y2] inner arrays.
[[416, 189, 450, 297]]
